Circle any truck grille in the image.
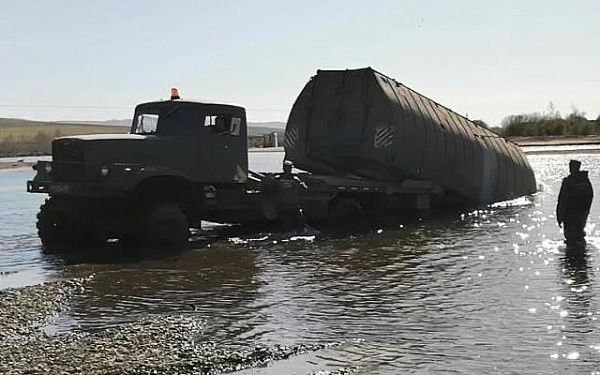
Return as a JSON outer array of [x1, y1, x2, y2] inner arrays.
[[51, 161, 87, 182], [53, 139, 84, 162]]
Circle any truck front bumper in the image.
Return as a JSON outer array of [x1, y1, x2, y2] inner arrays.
[[26, 160, 143, 197], [27, 179, 123, 197]]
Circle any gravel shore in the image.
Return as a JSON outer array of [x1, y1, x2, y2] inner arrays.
[[0, 278, 87, 340], [0, 278, 352, 374]]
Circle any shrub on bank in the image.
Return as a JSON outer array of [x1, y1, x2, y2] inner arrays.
[[0, 131, 59, 157], [501, 110, 599, 137]]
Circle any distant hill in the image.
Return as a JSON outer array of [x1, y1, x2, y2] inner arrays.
[[247, 122, 285, 139], [0, 117, 286, 157], [60, 119, 132, 127], [0, 118, 127, 157], [56, 119, 287, 137], [0, 118, 286, 134], [0, 118, 127, 136], [248, 121, 286, 130], [54, 119, 286, 132]]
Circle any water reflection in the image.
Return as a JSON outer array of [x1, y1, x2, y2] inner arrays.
[[562, 246, 591, 288], [549, 245, 596, 370], [559, 244, 593, 325], [53, 245, 260, 336]]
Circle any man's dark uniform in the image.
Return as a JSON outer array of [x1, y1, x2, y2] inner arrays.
[[275, 161, 306, 230], [557, 160, 593, 245]]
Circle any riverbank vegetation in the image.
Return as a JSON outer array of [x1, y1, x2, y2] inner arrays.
[[2, 105, 600, 157], [0, 119, 126, 157], [500, 104, 600, 137]]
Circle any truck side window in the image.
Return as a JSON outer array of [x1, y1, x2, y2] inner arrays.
[[230, 117, 241, 136], [204, 115, 217, 127], [204, 114, 240, 136], [204, 114, 227, 130]]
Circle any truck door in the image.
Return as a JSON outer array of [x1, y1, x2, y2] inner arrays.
[[200, 112, 247, 184]]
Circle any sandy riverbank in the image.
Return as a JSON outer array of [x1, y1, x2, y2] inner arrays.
[[248, 146, 284, 152], [509, 135, 600, 147], [0, 160, 35, 171]]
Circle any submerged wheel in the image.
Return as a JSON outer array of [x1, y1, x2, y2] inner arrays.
[[37, 197, 105, 250], [37, 197, 82, 250], [37, 198, 66, 249], [136, 202, 190, 248]]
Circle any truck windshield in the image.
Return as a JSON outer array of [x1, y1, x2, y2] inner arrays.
[[133, 113, 159, 134], [131, 107, 199, 135]]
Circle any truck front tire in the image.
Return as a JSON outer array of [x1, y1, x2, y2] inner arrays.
[[37, 197, 99, 250]]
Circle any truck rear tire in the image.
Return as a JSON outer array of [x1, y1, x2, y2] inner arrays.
[[136, 202, 190, 248]]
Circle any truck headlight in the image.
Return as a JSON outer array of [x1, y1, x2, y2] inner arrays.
[[100, 165, 110, 176], [203, 185, 217, 199], [44, 164, 52, 174]]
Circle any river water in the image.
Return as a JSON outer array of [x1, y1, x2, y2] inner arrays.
[[2, 150, 600, 374]]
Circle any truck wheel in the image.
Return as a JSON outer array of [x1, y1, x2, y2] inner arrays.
[[139, 202, 190, 248], [37, 197, 82, 250]]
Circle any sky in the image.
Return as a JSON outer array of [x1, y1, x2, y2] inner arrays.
[[1, 0, 599, 126]]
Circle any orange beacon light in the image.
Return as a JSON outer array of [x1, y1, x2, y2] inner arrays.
[[170, 88, 181, 100]]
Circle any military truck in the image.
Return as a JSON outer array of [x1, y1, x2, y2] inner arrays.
[[26, 92, 438, 249], [27, 98, 258, 248], [27, 68, 536, 249]]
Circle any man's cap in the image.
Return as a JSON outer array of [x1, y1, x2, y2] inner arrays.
[[283, 160, 294, 167], [569, 159, 582, 169]]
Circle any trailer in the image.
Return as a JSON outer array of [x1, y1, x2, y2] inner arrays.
[[285, 68, 536, 205]]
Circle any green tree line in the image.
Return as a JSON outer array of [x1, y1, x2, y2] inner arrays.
[[500, 107, 600, 137]]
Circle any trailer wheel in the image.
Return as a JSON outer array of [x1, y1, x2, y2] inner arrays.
[[138, 202, 190, 248]]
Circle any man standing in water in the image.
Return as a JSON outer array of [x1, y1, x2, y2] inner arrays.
[[275, 160, 307, 231], [557, 160, 593, 246]]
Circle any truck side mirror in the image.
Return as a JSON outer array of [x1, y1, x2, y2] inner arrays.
[[215, 116, 241, 136], [229, 117, 241, 136]]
